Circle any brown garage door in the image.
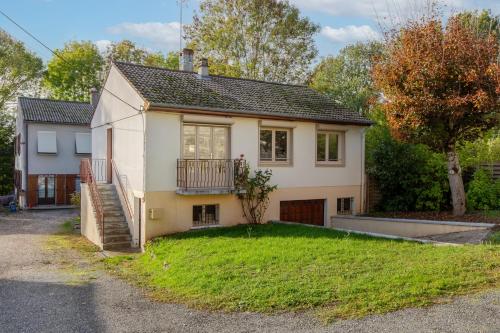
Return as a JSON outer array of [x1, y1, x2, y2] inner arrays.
[[280, 199, 325, 226]]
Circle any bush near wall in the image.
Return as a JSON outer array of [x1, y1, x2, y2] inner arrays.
[[466, 169, 500, 211], [366, 117, 450, 212]]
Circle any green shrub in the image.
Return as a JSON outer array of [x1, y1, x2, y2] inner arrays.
[[466, 169, 500, 210], [366, 124, 449, 211], [70, 192, 81, 207]]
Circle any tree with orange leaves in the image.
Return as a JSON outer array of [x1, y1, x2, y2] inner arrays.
[[373, 13, 500, 216]]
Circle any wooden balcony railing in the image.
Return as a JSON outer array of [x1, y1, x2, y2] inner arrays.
[[177, 159, 246, 192], [80, 158, 104, 244]]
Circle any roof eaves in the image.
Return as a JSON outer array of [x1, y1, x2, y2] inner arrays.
[[147, 102, 374, 126]]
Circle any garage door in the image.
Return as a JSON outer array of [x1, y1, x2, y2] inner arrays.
[[280, 199, 325, 226]]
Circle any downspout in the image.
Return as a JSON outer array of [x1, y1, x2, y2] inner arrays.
[[360, 128, 367, 214], [140, 105, 146, 249], [24, 122, 28, 208]]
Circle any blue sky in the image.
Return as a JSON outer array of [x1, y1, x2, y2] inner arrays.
[[1, 0, 498, 64]]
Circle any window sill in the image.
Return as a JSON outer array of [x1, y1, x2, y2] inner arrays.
[[315, 161, 345, 167], [259, 161, 293, 167], [191, 224, 222, 230]]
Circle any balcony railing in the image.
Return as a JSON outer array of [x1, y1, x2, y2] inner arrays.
[[177, 159, 246, 194]]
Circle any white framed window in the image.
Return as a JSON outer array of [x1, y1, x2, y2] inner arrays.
[[259, 127, 292, 165], [337, 197, 354, 215], [182, 124, 229, 159], [193, 204, 219, 226], [316, 130, 345, 166], [37, 131, 57, 154], [75, 133, 91, 154]]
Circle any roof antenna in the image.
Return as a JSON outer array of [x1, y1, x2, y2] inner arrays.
[[177, 0, 189, 55]]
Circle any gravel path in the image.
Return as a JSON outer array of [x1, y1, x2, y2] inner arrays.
[[0, 210, 499, 333]]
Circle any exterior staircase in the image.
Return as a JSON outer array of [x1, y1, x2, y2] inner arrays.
[[97, 183, 132, 251]]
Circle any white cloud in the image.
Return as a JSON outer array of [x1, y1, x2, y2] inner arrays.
[[321, 25, 381, 43], [94, 39, 112, 53], [106, 21, 181, 51], [289, 0, 476, 18]]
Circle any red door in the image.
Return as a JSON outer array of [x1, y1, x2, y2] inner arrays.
[[280, 199, 325, 226]]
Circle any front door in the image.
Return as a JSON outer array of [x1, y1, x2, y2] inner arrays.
[[37, 175, 55, 205], [107, 128, 113, 183]]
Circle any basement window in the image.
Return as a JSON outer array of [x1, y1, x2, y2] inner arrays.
[[193, 204, 219, 226], [337, 197, 354, 215], [37, 131, 57, 154]]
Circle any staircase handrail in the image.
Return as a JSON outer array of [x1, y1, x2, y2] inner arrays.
[[111, 159, 134, 222], [80, 158, 104, 244]]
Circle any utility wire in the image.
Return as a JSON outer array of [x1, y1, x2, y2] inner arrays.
[[0, 8, 143, 113]]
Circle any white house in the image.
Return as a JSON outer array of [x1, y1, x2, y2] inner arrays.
[[82, 49, 372, 250], [15, 97, 93, 208]]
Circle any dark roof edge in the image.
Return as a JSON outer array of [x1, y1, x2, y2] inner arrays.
[[111, 61, 148, 104], [24, 119, 91, 126], [18, 96, 92, 106], [147, 102, 374, 126]]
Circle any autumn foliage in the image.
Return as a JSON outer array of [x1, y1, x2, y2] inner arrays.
[[373, 14, 500, 215]]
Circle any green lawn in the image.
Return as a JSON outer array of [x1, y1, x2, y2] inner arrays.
[[105, 223, 500, 322]]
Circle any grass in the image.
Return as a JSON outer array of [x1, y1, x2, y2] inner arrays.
[[105, 223, 500, 322], [487, 231, 500, 245], [44, 217, 101, 285]]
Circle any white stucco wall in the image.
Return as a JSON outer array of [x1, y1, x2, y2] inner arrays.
[[145, 112, 365, 192], [91, 64, 145, 195], [26, 122, 90, 175]]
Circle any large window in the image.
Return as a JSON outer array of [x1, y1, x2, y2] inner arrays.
[[37, 175, 55, 205], [259, 127, 291, 165], [183, 124, 229, 159], [316, 130, 344, 166]]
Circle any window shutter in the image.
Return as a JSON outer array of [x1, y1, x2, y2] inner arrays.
[[37, 131, 57, 154], [75, 133, 91, 154]]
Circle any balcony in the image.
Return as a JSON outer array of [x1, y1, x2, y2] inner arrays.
[[176, 159, 246, 195]]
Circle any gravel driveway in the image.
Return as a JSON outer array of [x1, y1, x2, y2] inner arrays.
[[0, 209, 499, 333]]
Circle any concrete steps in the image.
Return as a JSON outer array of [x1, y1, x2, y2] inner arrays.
[[97, 183, 132, 251]]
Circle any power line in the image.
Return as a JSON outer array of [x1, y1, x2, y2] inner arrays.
[[0, 8, 142, 113]]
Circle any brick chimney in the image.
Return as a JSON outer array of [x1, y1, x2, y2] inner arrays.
[[198, 58, 209, 77], [180, 48, 194, 72]]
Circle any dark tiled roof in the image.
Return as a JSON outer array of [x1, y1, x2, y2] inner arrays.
[[18, 97, 93, 125], [114, 61, 372, 125]]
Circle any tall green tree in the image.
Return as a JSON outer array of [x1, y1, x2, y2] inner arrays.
[[0, 112, 14, 195], [0, 29, 42, 195], [310, 42, 383, 114], [106, 40, 179, 69], [0, 29, 43, 111], [186, 0, 319, 83], [43, 41, 104, 102], [457, 9, 500, 39]]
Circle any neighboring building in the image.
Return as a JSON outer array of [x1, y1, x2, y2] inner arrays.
[[15, 97, 93, 208], [82, 49, 372, 250]]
